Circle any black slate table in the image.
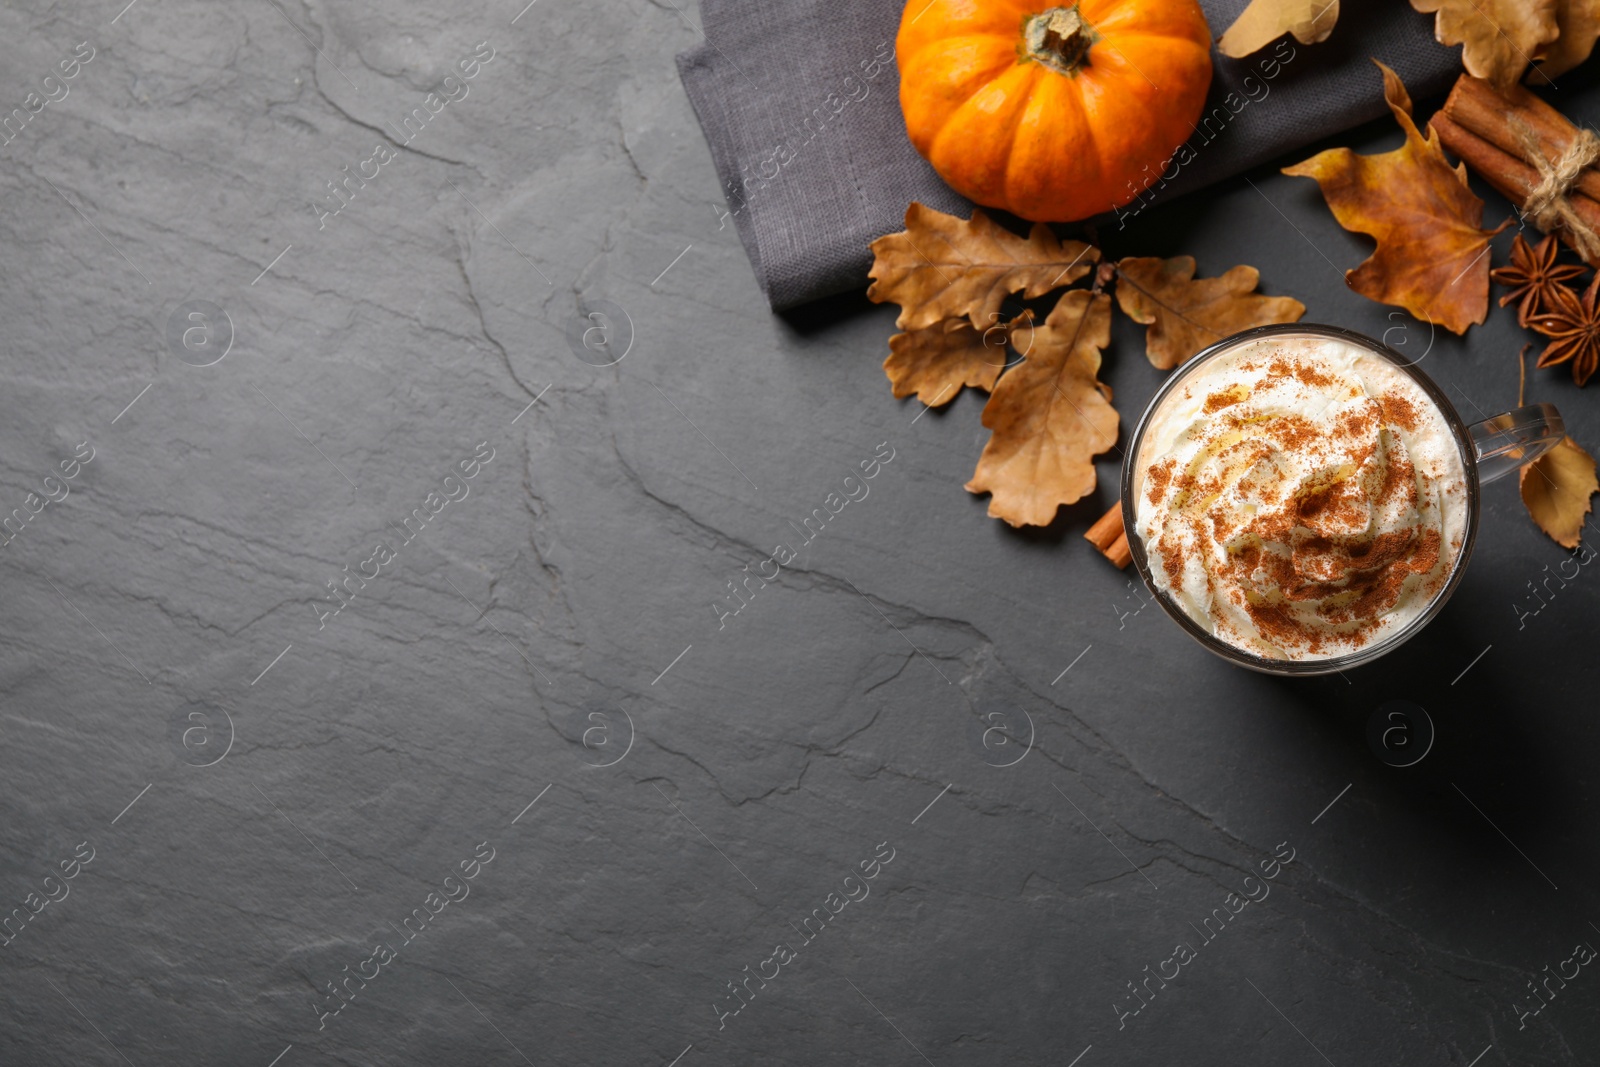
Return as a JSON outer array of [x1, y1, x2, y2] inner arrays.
[[1, 1, 1597, 1065]]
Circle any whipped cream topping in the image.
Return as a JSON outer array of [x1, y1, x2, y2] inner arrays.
[[1132, 334, 1468, 661]]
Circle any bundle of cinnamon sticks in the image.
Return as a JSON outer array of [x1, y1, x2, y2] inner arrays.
[[1431, 75, 1600, 265]]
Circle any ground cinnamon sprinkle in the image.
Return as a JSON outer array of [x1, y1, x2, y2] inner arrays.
[[1378, 393, 1422, 433], [1265, 413, 1317, 452], [1334, 406, 1375, 442], [1189, 402, 1437, 652], [1244, 598, 1330, 655], [1226, 438, 1425, 650], [1264, 357, 1336, 391], [1160, 540, 1185, 586], [1146, 457, 1176, 505], [1293, 364, 1336, 390], [1203, 386, 1250, 413], [1167, 466, 1206, 510]]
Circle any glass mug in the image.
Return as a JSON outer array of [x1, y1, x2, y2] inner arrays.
[[1119, 323, 1565, 676]]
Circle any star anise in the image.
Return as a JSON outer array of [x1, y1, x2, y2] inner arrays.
[[1529, 272, 1600, 387], [1490, 234, 1587, 327]]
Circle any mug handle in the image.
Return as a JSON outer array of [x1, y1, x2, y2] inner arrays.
[[1467, 402, 1565, 484]]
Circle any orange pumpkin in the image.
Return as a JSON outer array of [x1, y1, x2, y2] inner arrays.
[[897, 0, 1213, 222]]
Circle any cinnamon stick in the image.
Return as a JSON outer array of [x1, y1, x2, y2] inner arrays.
[[1431, 112, 1600, 265], [1440, 76, 1600, 204], [1086, 502, 1132, 569]]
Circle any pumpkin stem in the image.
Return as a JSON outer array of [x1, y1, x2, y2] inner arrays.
[[1024, 5, 1097, 76]]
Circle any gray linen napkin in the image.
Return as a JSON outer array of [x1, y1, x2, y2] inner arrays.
[[676, 0, 1462, 310]]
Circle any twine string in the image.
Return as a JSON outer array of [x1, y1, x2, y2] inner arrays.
[[1514, 116, 1600, 262]]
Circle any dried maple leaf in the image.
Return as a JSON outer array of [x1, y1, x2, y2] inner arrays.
[[965, 289, 1118, 526], [1217, 0, 1339, 58], [1529, 271, 1600, 384], [1532, 0, 1600, 80], [1410, 0, 1559, 88], [1113, 256, 1306, 369], [868, 203, 1098, 331], [1490, 233, 1586, 326], [1282, 61, 1508, 335], [883, 312, 1034, 406], [1521, 435, 1598, 547]]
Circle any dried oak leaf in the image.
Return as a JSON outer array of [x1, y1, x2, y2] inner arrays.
[[1218, 0, 1339, 58], [1490, 233, 1586, 327], [1533, 0, 1600, 80], [1282, 61, 1507, 335], [883, 312, 1033, 406], [1410, 0, 1559, 88], [965, 290, 1118, 527], [867, 203, 1098, 331], [1521, 435, 1598, 547], [1113, 256, 1307, 369], [1529, 271, 1600, 385]]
